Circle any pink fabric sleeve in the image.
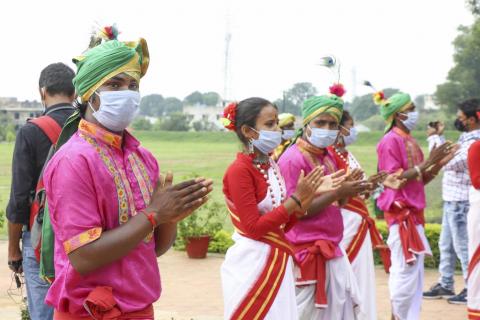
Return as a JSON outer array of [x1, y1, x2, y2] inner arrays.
[[377, 137, 404, 173], [45, 155, 104, 254], [278, 157, 302, 197]]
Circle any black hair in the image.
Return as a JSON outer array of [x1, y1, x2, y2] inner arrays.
[[234, 97, 276, 145], [39, 63, 75, 97], [340, 110, 353, 126], [428, 121, 440, 130], [458, 98, 480, 121]]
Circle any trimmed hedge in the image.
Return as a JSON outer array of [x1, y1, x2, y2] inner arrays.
[[208, 222, 453, 270]]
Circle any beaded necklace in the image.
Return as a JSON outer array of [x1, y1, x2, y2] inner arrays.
[[254, 160, 286, 208]]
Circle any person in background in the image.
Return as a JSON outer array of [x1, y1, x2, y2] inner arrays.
[[424, 99, 480, 305], [330, 110, 391, 320], [272, 112, 296, 161], [6, 62, 76, 320]]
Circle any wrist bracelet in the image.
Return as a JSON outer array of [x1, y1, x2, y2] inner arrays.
[[140, 210, 157, 229], [414, 165, 423, 181], [290, 195, 303, 209]]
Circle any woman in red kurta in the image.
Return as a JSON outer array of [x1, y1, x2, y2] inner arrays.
[[467, 139, 480, 319], [220, 98, 325, 320]]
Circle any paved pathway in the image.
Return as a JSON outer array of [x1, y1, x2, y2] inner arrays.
[[0, 242, 467, 319]]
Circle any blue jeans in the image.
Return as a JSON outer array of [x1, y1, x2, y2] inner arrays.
[[438, 201, 469, 290], [22, 231, 54, 320]]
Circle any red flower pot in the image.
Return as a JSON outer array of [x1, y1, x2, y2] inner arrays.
[[185, 235, 211, 259]]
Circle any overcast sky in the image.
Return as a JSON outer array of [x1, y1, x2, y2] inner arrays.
[[0, 0, 473, 103]]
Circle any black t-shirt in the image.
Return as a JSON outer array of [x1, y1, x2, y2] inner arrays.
[[6, 103, 75, 225]]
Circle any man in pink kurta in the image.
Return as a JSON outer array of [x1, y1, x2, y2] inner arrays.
[[278, 92, 366, 320], [44, 120, 161, 316], [375, 91, 454, 320], [42, 33, 212, 320]]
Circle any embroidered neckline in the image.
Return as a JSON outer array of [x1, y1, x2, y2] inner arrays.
[[78, 119, 123, 149]]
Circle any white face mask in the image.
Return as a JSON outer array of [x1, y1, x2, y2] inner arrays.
[[343, 127, 358, 146], [399, 111, 419, 131], [282, 129, 296, 140], [307, 126, 339, 148], [251, 128, 282, 155], [89, 90, 141, 132]]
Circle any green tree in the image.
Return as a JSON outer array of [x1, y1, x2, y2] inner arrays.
[[349, 88, 399, 121], [467, 0, 480, 15], [274, 82, 318, 115], [286, 82, 318, 108], [131, 117, 153, 131], [139, 94, 164, 116], [162, 97, 183, 114], [435, 20, 480, 112], [158, 113, 191, 131], [184, 91, 204, 105], [202, 92, 221, 106]]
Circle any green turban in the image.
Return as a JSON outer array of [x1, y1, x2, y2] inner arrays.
[[379, 92, 412, 132], [302, 95, 344, 126], [73, 38, 149, 102]]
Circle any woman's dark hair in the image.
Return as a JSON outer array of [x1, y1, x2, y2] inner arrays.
[[234, 97, 276, 145], [39, 63, 75, 97], [340, 110, 353, 126], [458, 98, 480, 121]]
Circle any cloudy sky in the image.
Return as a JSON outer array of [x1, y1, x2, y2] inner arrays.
[[0, 0, 473, 103]]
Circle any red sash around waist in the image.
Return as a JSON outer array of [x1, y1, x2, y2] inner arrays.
[[54, 287, 154, 320], [385, 201, 426, 264], [293, 239, 337, 309]]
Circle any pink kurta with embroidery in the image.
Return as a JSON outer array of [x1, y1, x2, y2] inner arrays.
[[376, 127, 426, 226], [43, 120, 160, 316], [278, 143, 344, 260]]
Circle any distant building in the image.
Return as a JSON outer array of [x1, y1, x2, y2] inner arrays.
[[183, 104, 224, 130], [0, 97, 43, 130], [423, 95, 440, 111]]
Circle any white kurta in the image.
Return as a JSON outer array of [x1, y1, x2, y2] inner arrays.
[[221, 162, 298, 320], [468, 187, 480, 314], [388, 224, 432, 320]]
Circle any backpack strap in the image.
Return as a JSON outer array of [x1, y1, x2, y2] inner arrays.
[[29, 116, 62, 145]]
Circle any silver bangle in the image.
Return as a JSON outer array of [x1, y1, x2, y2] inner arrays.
[[414, 165, 423, 180]]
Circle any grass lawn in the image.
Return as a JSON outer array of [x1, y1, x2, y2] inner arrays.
[[0, 130, 458, 233]]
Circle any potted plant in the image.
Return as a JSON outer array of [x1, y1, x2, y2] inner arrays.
[[177, 201, 224, 259]]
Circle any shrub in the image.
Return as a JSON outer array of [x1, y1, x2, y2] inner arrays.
[[208, 230, 234, 253]]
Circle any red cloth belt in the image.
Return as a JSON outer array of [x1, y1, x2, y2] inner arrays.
[[384, 201, 426, 264], [294, 240, 337, 308], [54, 287, 154, 320]]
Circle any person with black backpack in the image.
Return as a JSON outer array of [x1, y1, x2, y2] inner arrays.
[[6, 62, 76, 320]]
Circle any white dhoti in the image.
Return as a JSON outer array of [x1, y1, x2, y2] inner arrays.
[[221, 232, 298, 320], [295, 248, 362, 320], [341, 208, 377, 320], [468, 187, 480, 319], [388, 224, 431, 320]]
